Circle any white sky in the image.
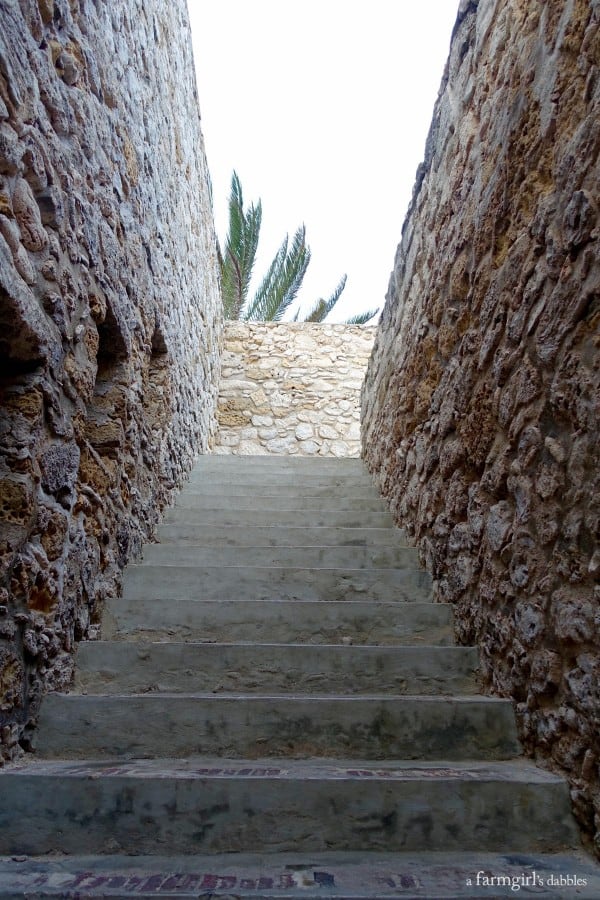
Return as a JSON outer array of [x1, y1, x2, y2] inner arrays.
[[186, 0, 458, 322]]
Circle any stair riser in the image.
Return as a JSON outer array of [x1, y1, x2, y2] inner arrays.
[[75, 643, 479, 696], [0, 775, 577, 855], [164, 508, 394, 527], [174, 495, 387, 512], [102, 598, 455, 646], [191, 457, 367, 471], [122, 566, 431, 603], [157, 524, 407, 547], [139, 545, 419, 570], [36, 696, 520, 761], [182, 480, 378, 495]]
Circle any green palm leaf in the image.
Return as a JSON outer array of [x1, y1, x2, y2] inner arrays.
[[343, 308, 379, 325], [304, 274, 348, 322], [218, 171, 376, 324]]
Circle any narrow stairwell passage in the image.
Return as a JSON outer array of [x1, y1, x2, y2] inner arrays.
[[0, 455, 599, 898]]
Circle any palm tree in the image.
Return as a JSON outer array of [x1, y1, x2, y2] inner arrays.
[[217, 172, 378, 324]]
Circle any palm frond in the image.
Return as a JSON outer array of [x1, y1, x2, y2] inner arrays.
[[343, 308, 380, 325], [244, 236, 290, 321], [218, 170, 377, 324], [245, 225, 311, 321], [220, 171, 262, 319], [304, 274, 348, 322]]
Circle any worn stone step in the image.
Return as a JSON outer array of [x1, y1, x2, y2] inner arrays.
[[156, 523, 407, 548], [2, 849, 599, 898], [122, 564, 432, 603], [102, 598, 455, 646], [74, 642, 479, 696], [139, 543, 418, 570], [192, 455, 367, 472], [0, 758, 579, 856], [36, 694, 520, 760], [183, 477, 379, 495], [174, 493, 387, 512], [164, 506, 394, 527]]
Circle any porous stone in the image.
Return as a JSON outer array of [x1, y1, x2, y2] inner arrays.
[[214, 323, 374, 456], [0, 0, 221, 760], [362, 0, 600, 855]]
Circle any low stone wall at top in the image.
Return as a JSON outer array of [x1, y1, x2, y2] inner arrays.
[[214, 323, 375, 456], [0, 0, 221, 760], [361, 0, 599, 853]]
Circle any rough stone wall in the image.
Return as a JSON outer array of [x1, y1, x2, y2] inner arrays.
[[362, 0, 599, 853], [0, 0, 222, 759], [215, 323, 375, 456]]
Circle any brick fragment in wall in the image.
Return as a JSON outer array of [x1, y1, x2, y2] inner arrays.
[[214, 323, 376, 457], [0, 0, 222, 760], [361, 0, 600, 857]]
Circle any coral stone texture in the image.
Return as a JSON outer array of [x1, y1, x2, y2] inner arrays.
[[0, 0, 221, 759], [214, 322, 375, 456], [362, 0, 600, 853]]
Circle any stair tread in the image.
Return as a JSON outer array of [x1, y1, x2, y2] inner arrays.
[[3, 756, 566, 782], [79, 639, 471, 650], [46, 691, 505, 702], [2, 850, 599, 899], [127, 564, 424, 572]]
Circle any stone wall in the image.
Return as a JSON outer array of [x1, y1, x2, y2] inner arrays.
[[362, 0, 599, 853], [0, 0, 222, 759], [214, 322, 375, 456]]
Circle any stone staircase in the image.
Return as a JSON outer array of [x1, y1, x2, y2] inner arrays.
[[0, 455, 599, 898]]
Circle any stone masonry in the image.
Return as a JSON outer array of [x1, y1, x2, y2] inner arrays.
[[362, 0, 600, 854], [0, 0, 221, 761], [214, 322, 375, 456]]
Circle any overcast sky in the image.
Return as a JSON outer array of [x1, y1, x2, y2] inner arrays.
[[186, 1, 459, 322]]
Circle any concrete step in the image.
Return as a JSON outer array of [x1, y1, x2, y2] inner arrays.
[[183, 477, 379, 495], [35, 694, 520, 760], [74, 642, 479, 696], [164, 506, 395, 527], [139, 543, 419, 570], [102, 598, 456, 645], [0, 758, 579, 856], [122, 564, 432, 603], [192, 455, 368, 471], [2, 849, 599, 898], [156, 523, 408, 547], [174, 493, 388, 512]]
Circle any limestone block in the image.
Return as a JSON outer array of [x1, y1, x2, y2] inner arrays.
[[344, 422, 361, 441], [318, 424, 340, 440], [249, 388, 268, 406], [360, 0, 600, 855], [216, 432, 241, 447], [12, 177, 48, 252], [269, 391, 291, 409], [295, 423, 314, 441], [266, 436, 297, 453], [298, 439, 319, 455], [251, 415, 273, 427], [236, 440, 266, 456], [217, 410, 248, 427], [330, 441, 352, 457]]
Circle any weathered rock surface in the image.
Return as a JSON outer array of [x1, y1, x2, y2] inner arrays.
[[0, 0, 221, 760], [362, 0, 600, 854], [214, 322, 375, 456]]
